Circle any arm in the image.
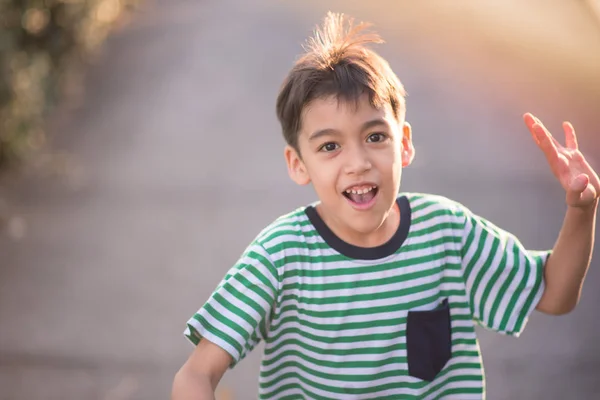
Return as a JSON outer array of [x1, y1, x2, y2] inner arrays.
[[172, 338, 233, 400], [522, 114, 600, 315], [537, 202, 597, 315]]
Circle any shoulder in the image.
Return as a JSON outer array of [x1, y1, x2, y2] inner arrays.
[[244, 204, 314, 261], [401, 193, 471, 235], [254, 205, 312, 243], [402, 192, 471, 227], [223, 206, 313, 287]]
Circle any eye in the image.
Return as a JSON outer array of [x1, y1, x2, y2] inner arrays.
[[367, 132, 387, 143], [319, 142, 340, 152]]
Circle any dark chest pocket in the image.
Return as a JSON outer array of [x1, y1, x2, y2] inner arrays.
[[406, 298, 452, 382]]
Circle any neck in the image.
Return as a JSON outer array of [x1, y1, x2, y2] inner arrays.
[[316, 202, 400, 248]]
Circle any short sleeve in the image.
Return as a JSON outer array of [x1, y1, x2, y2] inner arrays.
[[184, 242, 279, 367], [460, 208, 550, 337]]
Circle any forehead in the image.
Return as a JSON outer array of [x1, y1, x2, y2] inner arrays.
[[300, 94, 395, 136]]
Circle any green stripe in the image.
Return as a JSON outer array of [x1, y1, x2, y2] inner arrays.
[[220, 281, 268, 319], [265, 382, 331, 400], [271, 373, 483, 400], [282, 252, 445, 282], [409, 225, 463, 239], [204, 302, 248, 342], [499, 246, 527, 332], [269, 297, 471, 332], [411, 208, 451, 224], [262, 339, 479, 371], [229, 268, 274, 305], [191, 313, 243, 356], [280, 275, 463, 307], [279, 292, 444, 319], [513, 254, 545, 333], [409, 198, 439, 212], [462, 221, 488, 318], [422, 380, 484, 399], [266, 315, 475, 349], [185, 324, 201, 345], [478, 239, 507, 326], [263, 350, 407, 372], [472, 235, 501, 322], [266, 234, 460, 256], [246, 251, 280, 288], [463, 222, 488, 282], [487, 245, 520, 328], [261, 229, 320, 244], [260, 362, 483, 394], [213, 293, 257, 330]]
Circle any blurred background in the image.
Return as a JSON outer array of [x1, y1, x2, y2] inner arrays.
[[1, 0, 599, 399]]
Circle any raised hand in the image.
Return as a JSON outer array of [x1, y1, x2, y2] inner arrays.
[[524, 113, 599, 209]]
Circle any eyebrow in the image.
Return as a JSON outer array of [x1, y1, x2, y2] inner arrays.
[[308, 118, 390, 142]]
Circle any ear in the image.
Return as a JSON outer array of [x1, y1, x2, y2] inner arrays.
[[401, 122, 415, 167], [284, 145, 311, 185]]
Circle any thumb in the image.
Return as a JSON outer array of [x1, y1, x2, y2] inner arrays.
[[566, 174, 596, 206]]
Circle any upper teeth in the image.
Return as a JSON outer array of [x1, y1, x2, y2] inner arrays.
[[346, 186, 376, 195]]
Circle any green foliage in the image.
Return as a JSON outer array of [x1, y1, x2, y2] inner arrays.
[[0, 0, 138, 170]]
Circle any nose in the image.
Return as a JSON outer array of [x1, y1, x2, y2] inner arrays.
[[343, 144, 372, 175]]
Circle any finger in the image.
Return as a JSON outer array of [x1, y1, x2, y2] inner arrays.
[[563, 121, 578, 150], [532, 115, 562, 148], [523, 113, 541, 143], [570, 174, 589, 193], [523, 113, 537, 131], [524, 113, 543, 145], [531, 122, 560, 163], [578, 184, 597, 206], [523, 113, 561, 148], [566, 174, 598, 206]]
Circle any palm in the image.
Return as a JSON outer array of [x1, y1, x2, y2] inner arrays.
[[524, 113, 600, 208]]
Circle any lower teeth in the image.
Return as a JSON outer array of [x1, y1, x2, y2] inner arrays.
[[346, 189, 377, 204]]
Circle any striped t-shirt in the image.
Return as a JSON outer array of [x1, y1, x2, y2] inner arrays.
[[184, 193, 549, 399]]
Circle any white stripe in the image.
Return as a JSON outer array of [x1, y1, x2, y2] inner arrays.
[[423, 376, 484, 400], [225, 274, 272, 315], [266, 310, 476, 350], [208, 293, 256, 337], [411, 214, 455, 234], [277, 247, 447, 285], [267, 317, 477, 347], [270, 301, 476, 338], [279, 277, 468, 312], [486, 236, 515, 329], [273, 287, 441, 326], [462, 222, 494, 320], [408, 195, 451, 211], [472, 232, 506, 325], [185, 317, 242, 360], [260, 374, 347, 400], [407, 226, 461, 244], [276, 281, 467, 314], [262, 232, 324, 247], [260, 356, 483, 398], [280, 272, 445, 309], [261, 338, 481, 376], [504, 249, 538, 333], [258, 218, 315, 241], [237, 245, 280, 291]]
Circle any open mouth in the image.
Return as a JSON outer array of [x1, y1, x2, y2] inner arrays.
[[342, 185, 379, 205]]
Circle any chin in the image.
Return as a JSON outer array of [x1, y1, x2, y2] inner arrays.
[[349, 213, 388, 234]]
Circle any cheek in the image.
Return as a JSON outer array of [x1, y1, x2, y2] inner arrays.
[[373, 146, 400, 168], [306, 159, 339, 190], [375, 147, 403, 183]]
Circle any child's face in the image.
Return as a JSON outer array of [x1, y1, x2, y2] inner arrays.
[[285, 93, 414, 242]]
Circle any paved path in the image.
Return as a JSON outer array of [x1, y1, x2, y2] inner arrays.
[[1, 1, 599, 399]]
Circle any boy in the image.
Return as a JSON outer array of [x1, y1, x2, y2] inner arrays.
[[171, 12, 598, 400]]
